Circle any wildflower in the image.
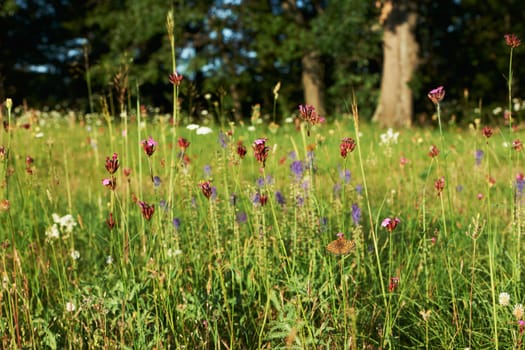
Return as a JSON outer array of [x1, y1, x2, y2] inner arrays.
[[520, 320, 525, 334], [153, 176, 161, 188], [253, 138, 270, 167], [167, 248, 183, 258], [26, 156, 34, 167], [178, 137, 190, 152], [138, 201, 155, 220], [106, 212, 116, 230], [196, 126, 213, 135], [70, 250, 80, 260], [236, 211, 247, 223], [65, 301, 76, 313], [499, 292, 511, 306], [259, 193, 268, 206], [351, 203, 361, 225], [379, 128, 399, 146], [218, 132, 228, 148], [298, 104, 325, 136], [45, 224, 60, 240], [123, 168, 132, 177], [382, 217, 401, 232], [435, 176, 445, 195], [427, 86, 445, 104], [106, 255, 113, 265], [505, 34, 521, 48], [419, 310, 431, 322], [482, 126, 493, 138], [290, 160, 304, 179], [168, 71, 184, 86], [141, 136, 158, 157], [513, 304, 524, 320], [102, 177, 116, 190], [0, 199, 9, 212], [186, 124, 199, 130], [475, 149, 484, 165], [105, 153, 120, 174], [389, 277, 400, 292], [516, 173, 525, 193], [513, 139, 523, 151], [340, 168, 351, 184], [477, 193, 483, 200], [5, 98, 12, 110], [236, 141, 247, 158], [428, 145, 440, 158], [326, 232, 356, 255], [275, 191, 285, 206], [52, 213, 77, 233], [399, 157, 409, 167], [172, 217, 181, 230], [199, 181, 213, 199], [340, 137, 356, 158]]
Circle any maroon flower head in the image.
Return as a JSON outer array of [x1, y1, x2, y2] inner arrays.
[[199, 180, 213, 199], [105, 153, 120, 174], [258, 193, 268, 206], [381, 217, 401, 232], [236, 141, 247, 159], [178, 137, 190, 152], [389, 277, 400, 292], [340, 137, 356, 158], [435, 176, 445, 195], [505, 34, 521, 48], [141, 136, 158, 157], [169, 71, 184, 86], [298, 104, 325, 136], [253, 138, 270, 167], [513, 139, 523, 151], [427, 86, 445, 104], [482, 126, 493, 138], [138, 201, 155, 220], [428, 145, 440, 158]]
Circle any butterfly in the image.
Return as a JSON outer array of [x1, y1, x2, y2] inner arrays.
[[326, 234, 356, 255]]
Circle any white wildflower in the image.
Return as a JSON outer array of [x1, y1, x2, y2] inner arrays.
[[499, 292, 510, 306], [284, 117, 294, 124], [45, 224, 60, 240], [65, 301, 76, 313], [379, 128, 399, 146], [247, 125, 256, 132], [167, 248, 183, 258], [35, 132, 44, 138], [70, 250, 80, 260], [492, 106, 502, 115], [186, 124, 200, 130], [196, 126, 213, 135], [106, 255, 114, 265]]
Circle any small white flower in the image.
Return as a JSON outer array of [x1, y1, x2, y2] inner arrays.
[[70, 250, 80, 260], [35, 132, 44, 138], [106, 255, 114, 265], [200, 110, 209, 116], [186, 123, 200, 130], [65, 301, 76, 312], [45, 224, 60, 240], [503, 141, 510, 148], [284, 117, 294, 124], [492, 106, 502, 115], [247, 125, 256, 132], [204, 93, 212, 100], [196, 126, 213, 135], [499, 292, 510, 306], [379, 128, 399, 146]]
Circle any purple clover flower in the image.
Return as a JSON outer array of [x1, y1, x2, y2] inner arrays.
[[275, 191, 285, 206], [290, 160, 304, 180], [475, 149, 484, 166], [172, 218, 181, 230], [351, 203, 361, 225]]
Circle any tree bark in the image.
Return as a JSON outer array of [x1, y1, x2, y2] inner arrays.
[[302, 50, 326, 116], [373, 0, 418, 128]]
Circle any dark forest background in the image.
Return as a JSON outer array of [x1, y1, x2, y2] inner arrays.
[[1, 0, 524, 125]]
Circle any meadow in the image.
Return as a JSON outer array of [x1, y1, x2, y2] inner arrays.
[[1, 88, 525, 350]]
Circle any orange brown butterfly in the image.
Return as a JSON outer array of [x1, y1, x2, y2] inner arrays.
[[326, 232, 356, 255]]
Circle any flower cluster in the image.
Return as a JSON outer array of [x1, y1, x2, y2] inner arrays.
[[428, 86, 445, 104], [253, 138, 270, 167], [505, 34, 521, 48], [141, 136, 158, 157], [340, 137, 356, 158], [298, 104, 325, 136], [169, 71, 184, 86], [382, 217, 400, 233]]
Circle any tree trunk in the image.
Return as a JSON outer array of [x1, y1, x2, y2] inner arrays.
[[373, 0, 418, 128], [302, 50, 326, 117]]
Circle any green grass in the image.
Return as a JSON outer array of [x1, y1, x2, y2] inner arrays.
[[1, 105, 525, 349]]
